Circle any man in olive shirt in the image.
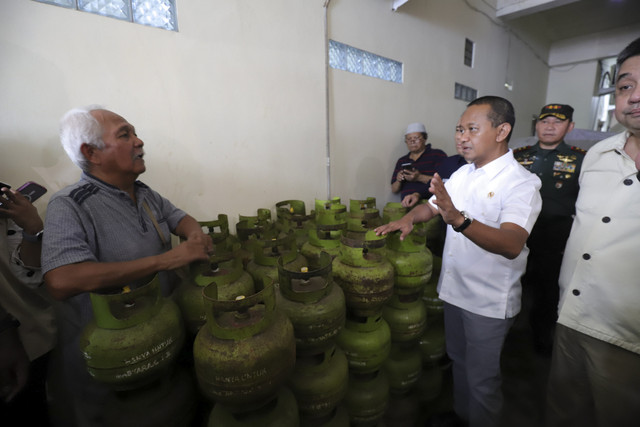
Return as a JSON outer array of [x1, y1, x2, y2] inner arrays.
[[514, 104, 585, 356]]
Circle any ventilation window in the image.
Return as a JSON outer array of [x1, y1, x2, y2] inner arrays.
[[34, 0, 178, 31], [455, 83, 477, 102], [464, 38, 475, 68], [329, 40, 403, 84]]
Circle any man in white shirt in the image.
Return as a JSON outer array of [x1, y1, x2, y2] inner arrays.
[[546, 36, 640, 427], [376, 96, 541, 427]]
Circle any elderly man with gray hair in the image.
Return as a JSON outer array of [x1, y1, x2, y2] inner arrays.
[[42, 106, 212, 426]]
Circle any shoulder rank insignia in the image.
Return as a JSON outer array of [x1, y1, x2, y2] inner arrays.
[[513, 145, 531, 153], [570, 146, 587, 155]]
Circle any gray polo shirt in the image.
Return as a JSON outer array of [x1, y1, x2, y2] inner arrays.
[[42, 172, 186, 277], [41, 173, 187, 420]]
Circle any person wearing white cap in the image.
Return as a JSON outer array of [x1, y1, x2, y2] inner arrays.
[[390, 122, 446, 207]]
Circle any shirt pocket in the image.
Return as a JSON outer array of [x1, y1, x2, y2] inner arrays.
[[474, 194, 502, 227]]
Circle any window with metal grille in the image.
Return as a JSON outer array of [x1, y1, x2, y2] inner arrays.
[[464, 38, 474, 67], [33, 0, 178, 31], [329, 40, 403, 84], [454, 82, 477, 102]]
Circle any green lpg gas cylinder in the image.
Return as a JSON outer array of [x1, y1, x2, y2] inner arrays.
[[235, 209, 275, 266], [423, 255, 444, 317], [418, 318, 446, 367], [383, 342, 422, 395], [301, 199, 347, 263], [275, 200, 315, 249], [425, 215, 446, 256], [208, 386, 300, 427], [301, 404, 350, 427], [246, 231, 308, 285], [193, 280, 296, 412], [288, 346, 349, 420], [80, 275, 185, 390], [276, 251, 346, 355], [195, 257, 255, 300], [382, 202, 407, 223], [382, 292, 427, 343], [383, 391, 421, 427], [336, 312, 391, 374], [414, 364, 444, 403], [174, 256, 255, 336], [332, 231, 394, 316], [238, 208, 273, 229], [344, 370, 389, 426], [104, 365, 198, 427], [347, 198, 382, 235], [199, 214, 240, 255], [385, 223, 433, 295]]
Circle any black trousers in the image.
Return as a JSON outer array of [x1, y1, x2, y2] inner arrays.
[[522, 216, 573, 351]]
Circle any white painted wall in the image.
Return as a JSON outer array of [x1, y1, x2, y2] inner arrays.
[[1, 0, 550, 226]]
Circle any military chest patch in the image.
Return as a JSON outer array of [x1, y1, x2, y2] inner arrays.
[[553, 161, 576, 173]]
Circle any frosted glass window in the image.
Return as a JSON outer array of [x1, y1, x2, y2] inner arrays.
[[34, 0, 177, 31], [454, 82, 477, 102], [329, 40, 403, 84], [464, 38, 474, 67], [78, 0, 129, 20]]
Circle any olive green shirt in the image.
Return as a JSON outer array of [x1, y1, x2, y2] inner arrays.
[[514, 141, 585, 218]]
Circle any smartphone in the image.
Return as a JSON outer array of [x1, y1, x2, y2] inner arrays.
[[17, 181, 47, 203], [0, 182, 10, 207], [401, 162, 414, 171]]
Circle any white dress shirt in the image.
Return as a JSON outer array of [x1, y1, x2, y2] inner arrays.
[[430, 149, 542, 319]]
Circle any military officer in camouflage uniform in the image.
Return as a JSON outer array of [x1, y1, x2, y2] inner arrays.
[[514, 103, 585, 356]]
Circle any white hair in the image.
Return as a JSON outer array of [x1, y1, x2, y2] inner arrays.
[[59, 105, 105, 172]]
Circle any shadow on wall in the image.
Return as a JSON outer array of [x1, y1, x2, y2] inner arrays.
[[510, 128, 616, 152]]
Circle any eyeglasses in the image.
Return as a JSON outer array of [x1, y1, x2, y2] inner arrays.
[[405, 136, 423, 143]]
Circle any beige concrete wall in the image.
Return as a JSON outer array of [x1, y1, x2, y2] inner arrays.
[[1, 0, 550, 224]]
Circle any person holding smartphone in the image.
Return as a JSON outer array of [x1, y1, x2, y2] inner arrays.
[[0, 182, 56, 425], [390, 122, 447, 207]]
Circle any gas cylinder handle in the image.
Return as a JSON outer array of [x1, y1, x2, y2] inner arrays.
[[202, 278, 276, 340], [89, 274, 162, 330]]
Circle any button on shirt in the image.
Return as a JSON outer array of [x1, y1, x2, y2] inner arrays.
[[430, 150, 542, 319], [558, 132, 640, 355]]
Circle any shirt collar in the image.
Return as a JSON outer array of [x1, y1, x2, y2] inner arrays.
[[470, 149, 513, 180], [535, 140, 569, 153], [81, 172, 147, 193], [601, 131, 631, 154]]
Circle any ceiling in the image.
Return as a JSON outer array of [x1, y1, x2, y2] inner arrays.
[[499, 0, 640, 45]]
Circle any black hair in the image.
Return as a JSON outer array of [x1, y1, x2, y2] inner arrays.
[[616, 37, 640, 81], [467, 96, 515, 142]]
